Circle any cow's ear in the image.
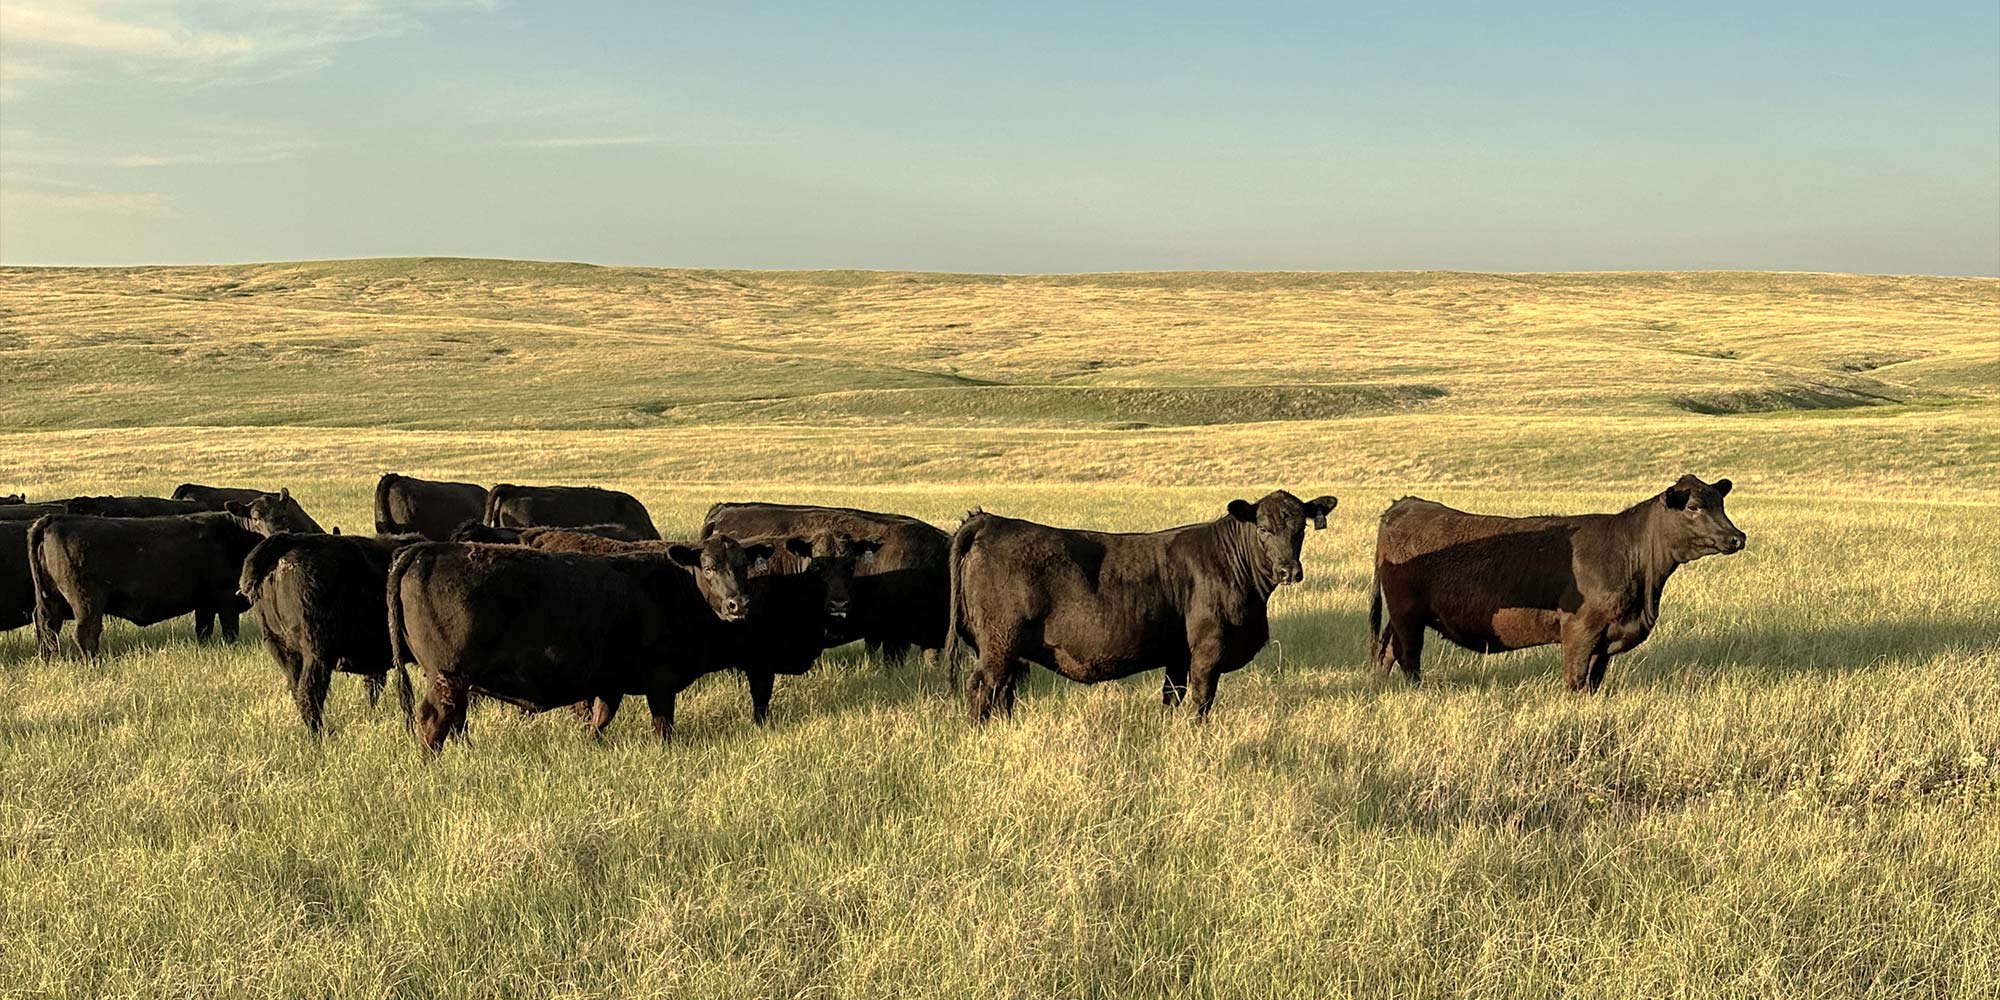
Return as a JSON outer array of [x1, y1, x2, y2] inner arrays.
[[1305, 495, 1338, 529], [224, 500, 250, 517], [666, 544, 702, 567], [1713, 478, 1732, 497], [279, 487, 291, 502], [332, 526, 342, 535], [785, 537, 814, 558], [1227, 499, 1258, 522], [1664, 487, 1690, 510]]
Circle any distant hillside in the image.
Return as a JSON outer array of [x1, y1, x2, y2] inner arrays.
[[1, 258, 1992, 431]]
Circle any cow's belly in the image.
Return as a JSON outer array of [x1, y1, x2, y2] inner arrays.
[[1040, 603, 1183, 683], [1434, 606, 1564, 654]]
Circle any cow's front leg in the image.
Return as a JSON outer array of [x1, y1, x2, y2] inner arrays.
[[1161, 664, 1188, 707], [1560, 616, 1608, 693], [193, 609, 216, 644], [746, 669, 776, 726], [1183, 626, 1237, 721], [219, 609, 241, 643], [645, 688, 679, 743]]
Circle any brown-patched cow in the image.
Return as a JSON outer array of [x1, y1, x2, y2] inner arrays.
[[485, 484, 658, 539], [703, 501, 950, 663], [1368, 474, 1746, 692], [386, 535, 770, 751], [946, 490, 1338, 721], [374, 474, 489, 541]]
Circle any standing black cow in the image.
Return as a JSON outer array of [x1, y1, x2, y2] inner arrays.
[[64, 495, 205, 517], [240, 531, 426, 733], [946, 490, 1337, 721], [485, 484, 659, 539], [387, 535, 769, 751], [519, 528, 877, 728], [29, 508, 317, 659], [374, 474, 489, 541], [703, 502, 950, 663], [172, 483, 275, 509], [0, 504, 67, 522], [1, 521, 36, 633], [1369, 475, 1746, 693]]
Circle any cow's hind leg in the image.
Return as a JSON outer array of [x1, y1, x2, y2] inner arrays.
[[219, 609, 241, 643], [967, 634, 1024, 723], [415, 674, 471, 754], [193, 609, 216, 644], [74, 604, 106, 660], [1386, 611, 1425, 684], [361, 671, 386, 708], [747, 670, 775, 726], [293, 654, 334, 733], [1161, 664, 1188, 707]]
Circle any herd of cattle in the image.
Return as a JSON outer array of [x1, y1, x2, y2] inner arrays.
[[0, 472, 1747, 751]]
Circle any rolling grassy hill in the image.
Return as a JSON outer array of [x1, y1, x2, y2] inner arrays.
[[0, 260, 1995, 999]]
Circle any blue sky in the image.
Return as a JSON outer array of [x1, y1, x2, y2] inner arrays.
[[1, 1, 1995, 273]]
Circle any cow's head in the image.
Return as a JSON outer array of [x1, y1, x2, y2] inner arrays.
[[782, 530, 883, 620], [224, 488, 325, 536], [1226, 490, 1338, 587], [1656, 474, 1746, 562], [668, 534, 772, 623]]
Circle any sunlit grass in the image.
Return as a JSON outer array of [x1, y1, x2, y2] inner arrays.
[[0, 261, 1996, 998]]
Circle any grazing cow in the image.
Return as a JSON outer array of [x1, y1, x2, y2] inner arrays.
[[30, 510, 294, 658], [702, 501, 950, 662], [374, 474, 488, 541], [387, 535, 771, 751], [1, 522, 36, 633], [532, 528, 881, 727], [485, 484, 658, 539], [0, 504, 67, 522], [453, 522, 652, 546], [171, 483, 274, 509], [240, 531, 426, 732], [1368, 475, 1747, 692], [946, 490, 1338, 721], [64, 495, 204, 517], [221, 488, 325, 535]]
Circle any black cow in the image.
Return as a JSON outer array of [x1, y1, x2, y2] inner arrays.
[[0, 504, 67, 522], [29, 510, 298, 658], [1369, 475, 1746, 693], [540, 529, 882, 729], [374, 474, 488, 541], [64, 495, 204, 517], [240, 531, 426, 732], [172, 483, 274, 509], [1, 521, 35, 633], [485, 484, 658, 539], [221, 488, 325, 535], [702, 502, 950, 663], [1, 494, 24, 505], [387, 535, 770, 751], [451, 522, 651, 545], [945, 490, 1337, 721]]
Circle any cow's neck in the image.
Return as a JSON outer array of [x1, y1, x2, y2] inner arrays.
[[1620, 500, 1682, 627], [1198, 517, 1279, 602]]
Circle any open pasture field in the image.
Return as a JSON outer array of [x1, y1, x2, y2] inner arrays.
[[1, 261, 1997, 998]]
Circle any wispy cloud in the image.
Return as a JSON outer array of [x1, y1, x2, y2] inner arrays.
[[0, 0, 490, 97], [516, 136, 671, 149], [0, 172, 174, 216], [0, 126, 316, 168]]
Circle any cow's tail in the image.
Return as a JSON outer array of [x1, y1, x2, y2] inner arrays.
[[373, 474, 398, 534], [27, 516, 64, 661], [385, 543, 426, 725], [941, 509, 985, 685], [1367, 572, 1387, 668], [481, 487, 505, 527]]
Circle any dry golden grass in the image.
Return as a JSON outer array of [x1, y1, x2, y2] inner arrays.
[[0, 259, 1996, 999]]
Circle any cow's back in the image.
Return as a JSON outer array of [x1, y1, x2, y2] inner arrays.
[[377, 474, 487, 540], [704, 502, 947, 573], [487, 485, 658, 539]]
